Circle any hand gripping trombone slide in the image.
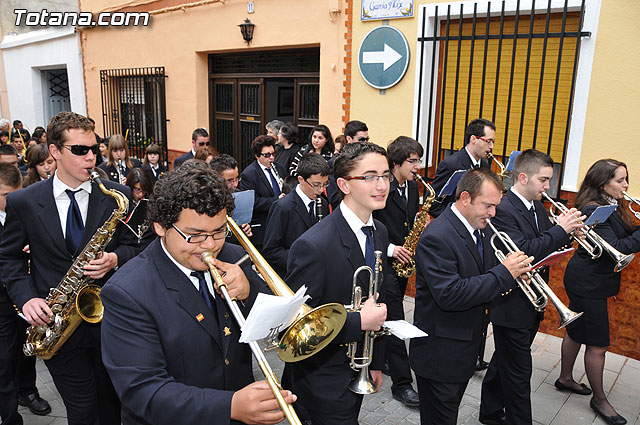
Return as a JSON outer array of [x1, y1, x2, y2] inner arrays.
[[486, 218, 583, 329], [200, 251, 302, 425]]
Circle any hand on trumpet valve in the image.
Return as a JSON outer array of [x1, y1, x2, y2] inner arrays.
[[360, 293, 387, 331], [230, 380, 297, 425], [501, 251, 534, 280], [210, 258, 251, 301], [392, 245, 413, 264], [556, 208, 587, 235]]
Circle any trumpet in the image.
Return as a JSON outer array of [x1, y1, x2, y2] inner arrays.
[[345, 251, 386, 394], [200, 252, 301, 425], [487, 152, 508, 179], [622, 191, 640, 220], [486, 219, 583, 329], [543, 193, 634, 272]]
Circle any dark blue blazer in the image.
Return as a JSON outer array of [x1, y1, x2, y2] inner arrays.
[[0, 222, 14, 316], [101, 239, 265, 425], [564, 205, 640, 299], [173, 150, 194, 168], [489, 189, 571, 328], [237, 160, 287, 248], [373, 179, 420, 247], [285, 206, 388, 413], [429, 148, 490, 218], [0, 178, 139, 310], [262, 189, 329, 277], [409, 206, 515, 383], [98, 158, 142, 183], [141, 164, 168, 182]]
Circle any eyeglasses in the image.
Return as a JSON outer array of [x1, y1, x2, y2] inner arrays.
[[62, 144, 100, 156], [171, 223, 230, 243], [305, 179, 330, 189], [357, 136, 370, 142], [132, 187, 144, 193], [343, 174, 394, 183], [405, 158, 421, 165], [476, 136, 495, 145], [259, 152, 274, 158]]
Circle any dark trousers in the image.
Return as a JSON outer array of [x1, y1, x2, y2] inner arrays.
[[480, 321, 540, 425], [385, 274, 414, 392], [416, 375, 468, 425], [305, 394, 363, 425], [44, 323, 120, 425], [0, 313, 37, 425]]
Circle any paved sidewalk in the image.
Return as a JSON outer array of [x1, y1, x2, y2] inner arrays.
[[19, 296, 640, 424]]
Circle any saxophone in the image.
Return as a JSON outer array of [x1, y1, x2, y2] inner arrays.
[[391, 173, 436, 278], [23, 169, 129, 359]]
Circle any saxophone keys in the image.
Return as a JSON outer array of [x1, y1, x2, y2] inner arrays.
[[51, 303, 64, 313], [53, 315, 64, 332], [35, 325, 48, 334], [23, 343, 35, 356]]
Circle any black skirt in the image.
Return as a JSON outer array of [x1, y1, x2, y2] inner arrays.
[[565, 291, 610, 347]]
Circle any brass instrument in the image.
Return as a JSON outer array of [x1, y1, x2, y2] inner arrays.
[[226, 216, 347, 362], [622, 191, 640, 220], [24, 169, 129, 359], [487, 152, 508, 179], [345, 251, 384, 394], [315, 197, 324, 222], [392, 173, 435, 278], [486, 219, 583, 328], [543, 193, 634, 272], [200, 252, 302, 425]]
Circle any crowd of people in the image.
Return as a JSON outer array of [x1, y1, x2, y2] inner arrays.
[[0, 112, 636, 425]]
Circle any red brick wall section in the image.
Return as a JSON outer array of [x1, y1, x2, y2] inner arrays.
[[406, 189, 640, 361], [342, 0, 353, 130]]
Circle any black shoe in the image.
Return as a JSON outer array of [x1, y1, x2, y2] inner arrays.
[[18, 392, 52, 416], [392, 387, 420, 408], [590, 399, 627, 425], [554, 378, 592, 395], [475, 358, 489, 371], [479, 410, 507, 425]]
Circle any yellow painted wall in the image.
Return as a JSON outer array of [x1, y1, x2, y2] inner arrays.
[[79, 0, 346, 152], [579, 0, 640, 194]]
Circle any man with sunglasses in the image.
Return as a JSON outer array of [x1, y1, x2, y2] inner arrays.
[[0, 111, 139, 425], [285, 142, 389, 425], [238, 135, 287, 251], [173, 128, 210, 168], [263, 152, 330, 277]]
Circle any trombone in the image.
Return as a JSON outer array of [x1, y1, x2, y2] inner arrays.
[[486, 219, 583, 329], [200, 252, 301, 425], [487, 152, 508, 179], [622, 191, 640, 220], [543, 193, 634, 272]]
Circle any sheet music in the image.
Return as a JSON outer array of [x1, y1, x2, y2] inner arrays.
[[384, 320, 428, 340], [232, 190, 255, 226]]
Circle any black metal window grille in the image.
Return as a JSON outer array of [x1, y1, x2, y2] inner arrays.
[[415, 0, 590, 193], [100, 67, 168, 164], [299, 84, 320, 120]]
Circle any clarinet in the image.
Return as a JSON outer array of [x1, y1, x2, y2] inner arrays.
[[315, 197, 324, 222]]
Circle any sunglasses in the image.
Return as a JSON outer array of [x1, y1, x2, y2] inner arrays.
[[62, 144, 101, 156], [357, 136, 370, 142], [197, 141, 211, 147], [259, 152, 275, 158]]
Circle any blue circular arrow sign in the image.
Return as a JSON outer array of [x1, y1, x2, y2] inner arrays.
[[358, 25, 410, 90]]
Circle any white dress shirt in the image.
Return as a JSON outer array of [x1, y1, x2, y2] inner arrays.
[[465, 146, 482, 168], [160, 238, 216, 298], [451, 203, 481, 243], [259, 162, 282, 191], [295, 185, 314, 214], [52, 172, 92, 238], [0, 209, 6, 226], [339, 202, 375, 259]]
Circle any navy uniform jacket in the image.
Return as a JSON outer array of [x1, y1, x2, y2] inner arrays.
[[430, 148, 490, 218], [98, 158, 142, 183], [262, 189, 329, 277], [101, 239, 266, 425], [489, 190, 571, 328], [0, 178, 139, 310], [409, 206, 515, 383], [0, 222, 14, 316], [564, 205, 640, 299], [173, 151, 194, 168], [285, 205, 388, 412], [373, 179, 420, 247], [141, 164, 168, 182], [237, 160, 288, 248]]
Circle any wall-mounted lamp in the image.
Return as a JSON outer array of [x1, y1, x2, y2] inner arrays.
[[238, 18, 255, 45]]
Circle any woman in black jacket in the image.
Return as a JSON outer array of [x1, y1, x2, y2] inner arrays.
[[557, 159, 639, 425]]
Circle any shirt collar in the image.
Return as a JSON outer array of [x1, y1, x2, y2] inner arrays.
[[510, 186, 535, 211], [160, 238, 196, 280], [451, 203, 478, 240], [52, 171, 93, 199], [258, 161, 272, 172], [340, 201, 374, 234], [465, 146, 481, 168], [295, 184, 314, 207]]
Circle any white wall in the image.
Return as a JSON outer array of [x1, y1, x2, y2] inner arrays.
[[0, 27, 86, 129]]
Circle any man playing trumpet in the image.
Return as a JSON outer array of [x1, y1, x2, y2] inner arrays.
[[100, 163, 296, 425], [479, 149, 585, 425]]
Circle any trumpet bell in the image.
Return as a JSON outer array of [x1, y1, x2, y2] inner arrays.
[[558, 310, 583, 329], [614, 253, 635, 273], [278, 303, 347, 363], [348, 368, 379, 394]]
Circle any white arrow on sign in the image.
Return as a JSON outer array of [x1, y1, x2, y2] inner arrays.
[[362, 43, 402, 71]]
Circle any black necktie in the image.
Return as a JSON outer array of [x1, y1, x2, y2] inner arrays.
[[474, 229, 484, 262], [308, 201, 315, 222], [399, 186, 407, 205], [191, 271, 218, 318], [268, 168, 281, 197], [65, 189, 84, 254], [362, 226, 375, 270], [529, 206, 539, 230]]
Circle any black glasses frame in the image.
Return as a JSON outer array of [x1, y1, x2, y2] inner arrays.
[[171, 223, 230, 243], [62, 144, 101, 156]]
